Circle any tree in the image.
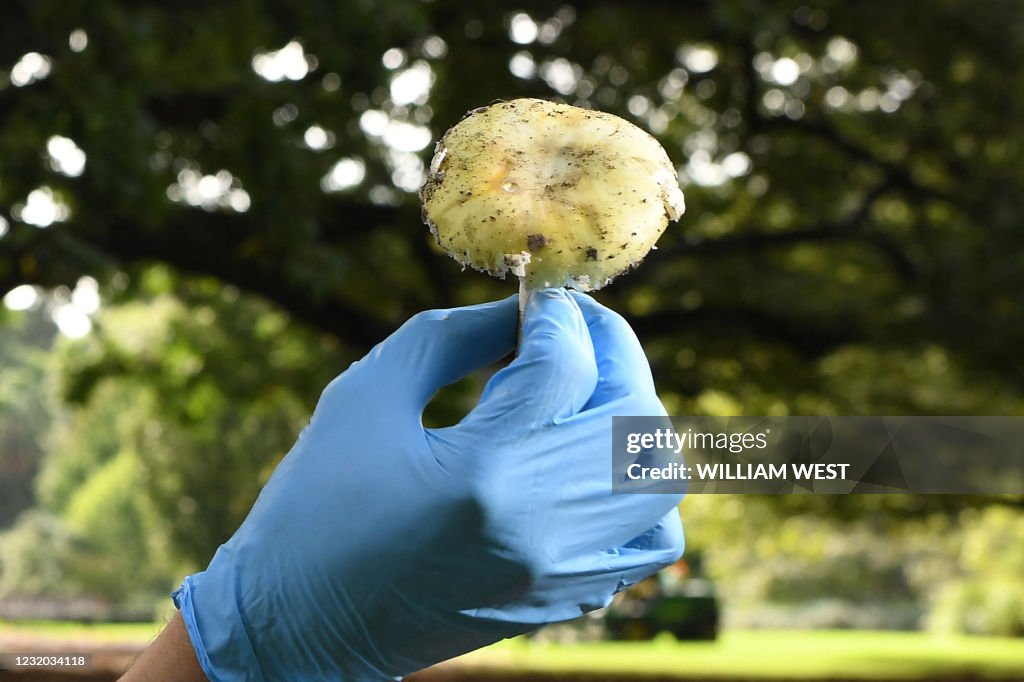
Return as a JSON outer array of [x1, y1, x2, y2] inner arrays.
[[48, 269, 342, 566], [1, 0, 1022, 394]]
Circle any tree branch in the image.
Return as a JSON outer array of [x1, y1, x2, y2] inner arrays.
[[628, 306, 861, 359], [0, 203, 413, 350], [664, 175, 918, 281]]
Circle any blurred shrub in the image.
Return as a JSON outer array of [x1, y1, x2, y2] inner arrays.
[[0, 309, 58, 527], [0, 447, 180, 603], [49, 270, 342, 570], [2, 271, 343, 602], [927, 507, 1024, 636], [684, 495, 1024, 635], [0, 510, 82, 598]]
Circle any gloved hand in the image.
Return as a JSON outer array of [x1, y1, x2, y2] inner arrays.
[[173, 289, 684, 681]]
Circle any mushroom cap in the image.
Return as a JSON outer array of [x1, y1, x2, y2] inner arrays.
[[420, 98, 684, 291]]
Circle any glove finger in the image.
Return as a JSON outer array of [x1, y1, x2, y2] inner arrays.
[[347, 295, 519, 414], [603, 508, 685, 588], [463, 288, 597, 428], [569, 291, 657, 411], [546, 508, 685, 607], [469, 509, 685, 624], [545, 454, 684, 561]]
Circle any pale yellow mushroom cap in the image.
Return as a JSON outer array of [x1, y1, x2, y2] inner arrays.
[[420, 98, 685, 291]]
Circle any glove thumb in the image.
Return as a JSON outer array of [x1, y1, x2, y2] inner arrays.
[[464, 288, 598, 428]]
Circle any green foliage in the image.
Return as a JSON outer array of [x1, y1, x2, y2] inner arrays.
[[2, 372, 182, 601], [0, 510, 82, 598], [0, 308, 58, 527], [927, 507, 1024, 636], [680, 495, 1024, 634], [51, 271, 343, 566], [2, 0, 1023, 388], [2, 276, 340, 599], [61, 448, 177, 600], [0, 462, 180, 603], [681, 496, 921, 628], [36, 376, 143, 515]]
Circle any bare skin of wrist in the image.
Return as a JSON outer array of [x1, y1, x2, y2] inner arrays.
[[119, 612, 207, 681]]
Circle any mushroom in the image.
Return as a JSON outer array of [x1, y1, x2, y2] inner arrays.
[[420, 98, 685, 331]]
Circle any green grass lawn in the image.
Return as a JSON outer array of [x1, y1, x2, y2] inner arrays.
[[2, 622, 1022, 679], [454, 630, 1024, 679], [0, 619, 162, 643]]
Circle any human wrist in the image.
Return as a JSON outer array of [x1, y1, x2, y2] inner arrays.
[[119, 612, 206, 682]]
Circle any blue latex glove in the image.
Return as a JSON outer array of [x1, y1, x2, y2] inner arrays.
[[173, 289, 684, 681]]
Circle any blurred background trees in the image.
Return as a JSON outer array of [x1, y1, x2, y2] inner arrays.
[[0, 0, 1021, 632]]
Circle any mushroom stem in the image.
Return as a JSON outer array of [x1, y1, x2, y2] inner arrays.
[[516, 276, 527, 355]]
